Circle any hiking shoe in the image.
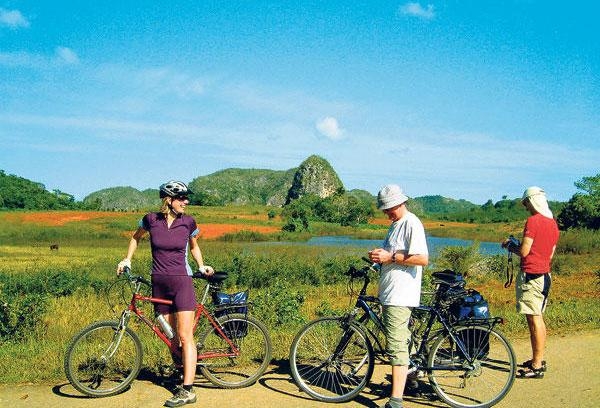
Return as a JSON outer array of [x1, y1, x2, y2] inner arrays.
[[164, 386, 196, 407]]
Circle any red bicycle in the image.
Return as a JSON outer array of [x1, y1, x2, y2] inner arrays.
[[64, 268, 272, 397]]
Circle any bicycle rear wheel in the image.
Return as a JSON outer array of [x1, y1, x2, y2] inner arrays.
[[289, 316, 374, 403], [64, 320, 143, 397], [197, 313, 272, 388], [427, 325, 516, 408]]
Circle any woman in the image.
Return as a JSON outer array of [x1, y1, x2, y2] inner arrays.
[[117, 180, 213, 407]]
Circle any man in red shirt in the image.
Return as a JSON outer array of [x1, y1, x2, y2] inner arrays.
[[503, 186, 559, 379]]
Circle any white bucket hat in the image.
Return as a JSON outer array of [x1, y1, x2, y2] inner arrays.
[[377, 184, 409, 210], [522, 186, 553, 218]]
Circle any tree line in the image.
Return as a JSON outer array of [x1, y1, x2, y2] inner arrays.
[[0, 171, 89, 210], [1, 169, 598, 231]]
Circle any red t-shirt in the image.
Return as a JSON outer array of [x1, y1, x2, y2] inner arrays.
[[521, 213, 560, 274]]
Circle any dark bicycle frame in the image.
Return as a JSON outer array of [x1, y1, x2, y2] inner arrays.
[[341, 263, 505, 375]]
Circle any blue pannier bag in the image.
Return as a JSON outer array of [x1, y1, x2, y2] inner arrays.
[[449, 289, 490, 321], [449, 289, 490, 359], [212, 290, 249, 338]]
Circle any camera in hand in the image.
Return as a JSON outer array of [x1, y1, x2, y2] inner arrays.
[[506, 235, 521, 252]]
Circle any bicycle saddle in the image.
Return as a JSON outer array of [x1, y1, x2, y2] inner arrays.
[[432, 270, 465, 287], [192, 271, 229, 283]]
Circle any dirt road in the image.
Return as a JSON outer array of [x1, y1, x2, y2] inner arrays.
[[1, 330, 598, 408]]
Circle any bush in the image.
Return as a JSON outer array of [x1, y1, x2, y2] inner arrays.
[[217, 230, 273, 242], [252, 280, 306, 327], [557, 228, 600, 255], [435, 244, 505, 280], [0, 293, 49, 340], [557, 173, 600, 230], [0, 270, 106, 341]]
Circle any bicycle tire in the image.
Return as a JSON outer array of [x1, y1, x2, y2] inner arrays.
[[289, 316, 375, 403], [197, 313, 272, 388], [427, 325, 516, 408], [64, 320, 143, 397]]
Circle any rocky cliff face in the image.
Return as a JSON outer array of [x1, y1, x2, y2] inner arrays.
[[122, 155, 346, 207], [285, 155, 344, 203]]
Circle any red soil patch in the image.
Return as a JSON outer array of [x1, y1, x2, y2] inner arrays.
[[7, 211, 128, 226], [199, 223, 279, 239]]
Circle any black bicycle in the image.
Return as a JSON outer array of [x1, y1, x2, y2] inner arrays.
[[289, 260, 516, 408]]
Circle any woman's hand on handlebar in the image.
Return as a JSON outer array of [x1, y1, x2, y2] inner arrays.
[[117, 258, 131, 275]]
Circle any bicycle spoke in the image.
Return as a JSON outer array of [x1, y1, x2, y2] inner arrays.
[[64, 321, 143, 397], [198, 314, 271, 388], [427, 326, 516, 408], [289, 317, 374, 403]]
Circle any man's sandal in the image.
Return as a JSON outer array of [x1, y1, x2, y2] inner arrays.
[[517, 366, 545, 379], [520, 360, 547, 372]]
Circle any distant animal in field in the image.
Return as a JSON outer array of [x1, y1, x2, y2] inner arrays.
[[50, 244, 59, 251]]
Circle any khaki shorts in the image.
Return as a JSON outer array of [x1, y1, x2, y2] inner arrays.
[[382, 305, 412, 366], [516, 272, 551, 315]]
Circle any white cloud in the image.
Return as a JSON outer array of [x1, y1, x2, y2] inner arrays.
[[95, 65, 206, 98], [400, 2, 435, 20], [55, 47, 79, 64], [0, 48, 79, 68], [0, 8, 30, 29], [316, 116, 345, 140]]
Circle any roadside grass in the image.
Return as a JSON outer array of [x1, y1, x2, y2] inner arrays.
[[1, 208, 598, 384]]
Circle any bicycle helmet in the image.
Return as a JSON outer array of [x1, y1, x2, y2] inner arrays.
[[159, 180, 193, 198]]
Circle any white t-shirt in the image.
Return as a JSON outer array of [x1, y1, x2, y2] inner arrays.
[[378, 211, 428, 307]]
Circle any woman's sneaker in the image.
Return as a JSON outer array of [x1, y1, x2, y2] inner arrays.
[[164, 386, 196, 407]]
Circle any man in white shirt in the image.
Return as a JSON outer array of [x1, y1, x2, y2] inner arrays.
[[369, 184, 429, 408]]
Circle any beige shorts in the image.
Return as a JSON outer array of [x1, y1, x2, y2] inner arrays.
[[516, 272, 551, 315], [382, 305, 412, 366]]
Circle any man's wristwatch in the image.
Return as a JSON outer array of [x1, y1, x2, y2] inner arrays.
[[391, 252, 397, 264]]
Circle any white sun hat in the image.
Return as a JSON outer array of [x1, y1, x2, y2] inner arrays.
[[522, 186, 553, 218], [377, 184, 409, 210]]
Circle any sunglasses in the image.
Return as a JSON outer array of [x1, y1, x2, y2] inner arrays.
[[173, 196, 189, 201]]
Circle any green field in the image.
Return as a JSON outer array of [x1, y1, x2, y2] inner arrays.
[[0, 207, 598, 384]]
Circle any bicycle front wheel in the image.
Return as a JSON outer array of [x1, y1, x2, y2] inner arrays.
[[289, 316, 375, 403], [427, 325, 516, 408], [197, 313, 272, 388], [64, 320, 143, 397]]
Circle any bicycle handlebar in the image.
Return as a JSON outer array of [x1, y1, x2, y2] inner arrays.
[[121, 266, 151, 286], [121, 266, 228, 285]]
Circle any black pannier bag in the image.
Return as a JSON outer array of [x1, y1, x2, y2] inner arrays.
[[212, 290, 249, 338]]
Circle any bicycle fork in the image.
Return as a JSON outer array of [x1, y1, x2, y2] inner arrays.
[[331, 317, 369, 377], [99, 311, 132, 362]]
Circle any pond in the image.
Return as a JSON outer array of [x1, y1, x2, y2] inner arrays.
[[304, 236, 505, 256]]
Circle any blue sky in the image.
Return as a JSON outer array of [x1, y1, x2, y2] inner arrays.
[[1, 1, 598, 204]]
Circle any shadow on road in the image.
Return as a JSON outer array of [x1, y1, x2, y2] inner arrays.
[[258, 359, 444, 408]]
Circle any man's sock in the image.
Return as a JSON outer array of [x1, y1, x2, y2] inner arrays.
[[388, 396, 403, 408]]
